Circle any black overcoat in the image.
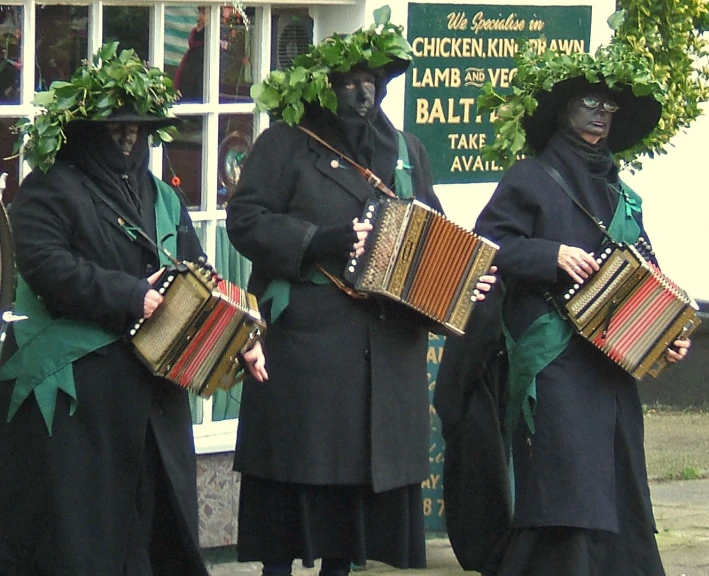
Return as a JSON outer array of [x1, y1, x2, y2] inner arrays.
[[0, 160, 207, 575], [473, 148, 656, 533], [226, 121, 442, 493]]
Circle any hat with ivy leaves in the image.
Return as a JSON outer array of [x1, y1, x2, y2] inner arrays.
[[521, 74, 662, 154], [13, 41, 180, 173], [251, 4, 413, 125], [477, 40, 665, 167]]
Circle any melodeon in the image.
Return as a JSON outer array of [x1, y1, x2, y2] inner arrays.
[[554, 242, 700, 380], [128, 261, 266, 397], [343, 197, 499, 336]]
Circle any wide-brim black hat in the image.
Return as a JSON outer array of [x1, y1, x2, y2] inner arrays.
[[69, 105, 181, 130], [522, 75, 662, 153]]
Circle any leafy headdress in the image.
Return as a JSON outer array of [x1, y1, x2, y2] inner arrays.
[[477, 39, 665, 169], [251, 5, 413, 125], [13, 42, 180, 173], [479, 1, 709, 171]]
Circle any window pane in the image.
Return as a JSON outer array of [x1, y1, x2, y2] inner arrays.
[[0, 117, 21, 204], [0, 6, 22, 104], [103, 6, 150, 60], [163, 116, 204, 210], [217, 113, 253, 208], [165, 4, 205, 103], [218, 6, 255, 103], [35, 5, 88, 90]]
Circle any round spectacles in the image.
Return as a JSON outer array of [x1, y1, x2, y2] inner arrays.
[[581, 96, 619, 113]]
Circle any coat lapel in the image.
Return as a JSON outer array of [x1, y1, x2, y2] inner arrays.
[[307, 136, 377, 204]]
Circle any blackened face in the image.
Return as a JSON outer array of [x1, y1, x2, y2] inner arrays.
[[565, 91, 617, 145], [106, 122, 140, 156], [332, 69, 377, 118]]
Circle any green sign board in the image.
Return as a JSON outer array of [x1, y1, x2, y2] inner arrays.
[[423, 333, 446, 532], [404, 3, 592, 185]]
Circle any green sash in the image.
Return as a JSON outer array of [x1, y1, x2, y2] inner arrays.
[[262, 132, 415, 322], [503, 179, 642, 440], [0, 176, 182, 434]]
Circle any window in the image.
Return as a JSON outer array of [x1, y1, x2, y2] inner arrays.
[[2, 0, 354, 453]]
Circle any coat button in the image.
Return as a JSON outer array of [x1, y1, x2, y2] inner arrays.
[[364, 348, 370, 360], [330, 159, 339, 169]]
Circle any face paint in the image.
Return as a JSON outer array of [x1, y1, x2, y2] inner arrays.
[[332, 69, 377, 118], [565, 91, 616, 145], [106, 122, 140, 155]]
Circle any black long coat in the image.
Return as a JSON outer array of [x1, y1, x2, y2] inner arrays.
[[473, 147, 656, 533], [226, 121, 442, 493], [0, 160, 207, 575]]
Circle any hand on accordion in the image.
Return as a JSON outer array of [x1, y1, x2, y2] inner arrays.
[[144, 267, 166, 318], [667, 338, 691, 364], [474, 265, 498, 302], [242, 339, 269, 382], [351, 218, 374, 258], [558, 245, 600, 284]]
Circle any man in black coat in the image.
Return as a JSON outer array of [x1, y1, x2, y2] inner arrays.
[[437, 69, 692, 575], [0, 48, 265, 576], [226, 12, 494, 576]]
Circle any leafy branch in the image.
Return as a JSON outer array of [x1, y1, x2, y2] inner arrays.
[[12, 42, 180, 173], [251, 5, 412, 125]]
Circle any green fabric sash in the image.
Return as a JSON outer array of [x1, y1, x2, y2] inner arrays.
[[503, 178, 643, 440], [0, 176, 182, 434], [263, 132, 415, 323]]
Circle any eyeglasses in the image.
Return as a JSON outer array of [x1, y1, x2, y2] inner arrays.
[[581, 96, 619, 113]]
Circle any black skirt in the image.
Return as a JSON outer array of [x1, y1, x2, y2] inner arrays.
[[236, 475, 426, 569]]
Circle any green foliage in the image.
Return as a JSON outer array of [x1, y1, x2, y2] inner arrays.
[[13, 42, 180, 173], [251, 5, 413, 125], [479, 1, 709, 170]]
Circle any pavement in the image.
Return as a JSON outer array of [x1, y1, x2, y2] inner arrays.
[[206, 478, 709, 576]]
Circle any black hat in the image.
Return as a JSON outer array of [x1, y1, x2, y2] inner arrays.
[[522, 75, 662, 153], [69, 105, 181, 130]]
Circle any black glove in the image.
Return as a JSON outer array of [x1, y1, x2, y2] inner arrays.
[[304, 223, 358, 264]]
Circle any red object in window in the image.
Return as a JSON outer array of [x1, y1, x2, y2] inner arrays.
[[171, 176, 181, 187]]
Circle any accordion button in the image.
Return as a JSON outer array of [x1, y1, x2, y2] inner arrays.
[[348, 266, 355, 273], [574, 284, 580, 289]]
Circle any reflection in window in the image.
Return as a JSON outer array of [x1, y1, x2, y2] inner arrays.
[[217, 113, 252, 208], [163, 116, 204, 210], [0, 6, 21, 104], [219, 6, 255, 103], [103, 6, 150, 60], [0, 117, 20, 204], [166, 4, 206, 103], [165, 5, 255, 103], [35, 5, 88, 91]]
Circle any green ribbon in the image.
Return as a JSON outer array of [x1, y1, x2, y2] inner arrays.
[[0, 176, 183, 434]]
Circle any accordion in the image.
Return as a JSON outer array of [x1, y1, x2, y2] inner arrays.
[[343, 197, 499, 336], [128, 261, 266, 397], [553, 242, 700, 380]]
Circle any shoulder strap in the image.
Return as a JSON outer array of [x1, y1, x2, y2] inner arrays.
[[297, 125, 397, 199], [537, 159, 613, 243], [394, 131, 413, 200]]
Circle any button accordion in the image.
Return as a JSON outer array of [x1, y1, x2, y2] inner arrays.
[[128, 260, 266, 397], [343, 197, 499, 336], [554, 242, 700, 380]]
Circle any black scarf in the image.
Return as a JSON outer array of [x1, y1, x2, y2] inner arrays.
[[60, 124, 156, 237], [540, 129, 620, 226]]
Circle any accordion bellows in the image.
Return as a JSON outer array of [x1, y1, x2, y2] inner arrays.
[[343, 198, 499, 336], [129, 261, 266, 397], [556, 242, 700, 380]]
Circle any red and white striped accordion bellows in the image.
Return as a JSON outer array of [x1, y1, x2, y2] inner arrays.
[[128, 261, 266, 397], [554, 242, 700, 380]]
